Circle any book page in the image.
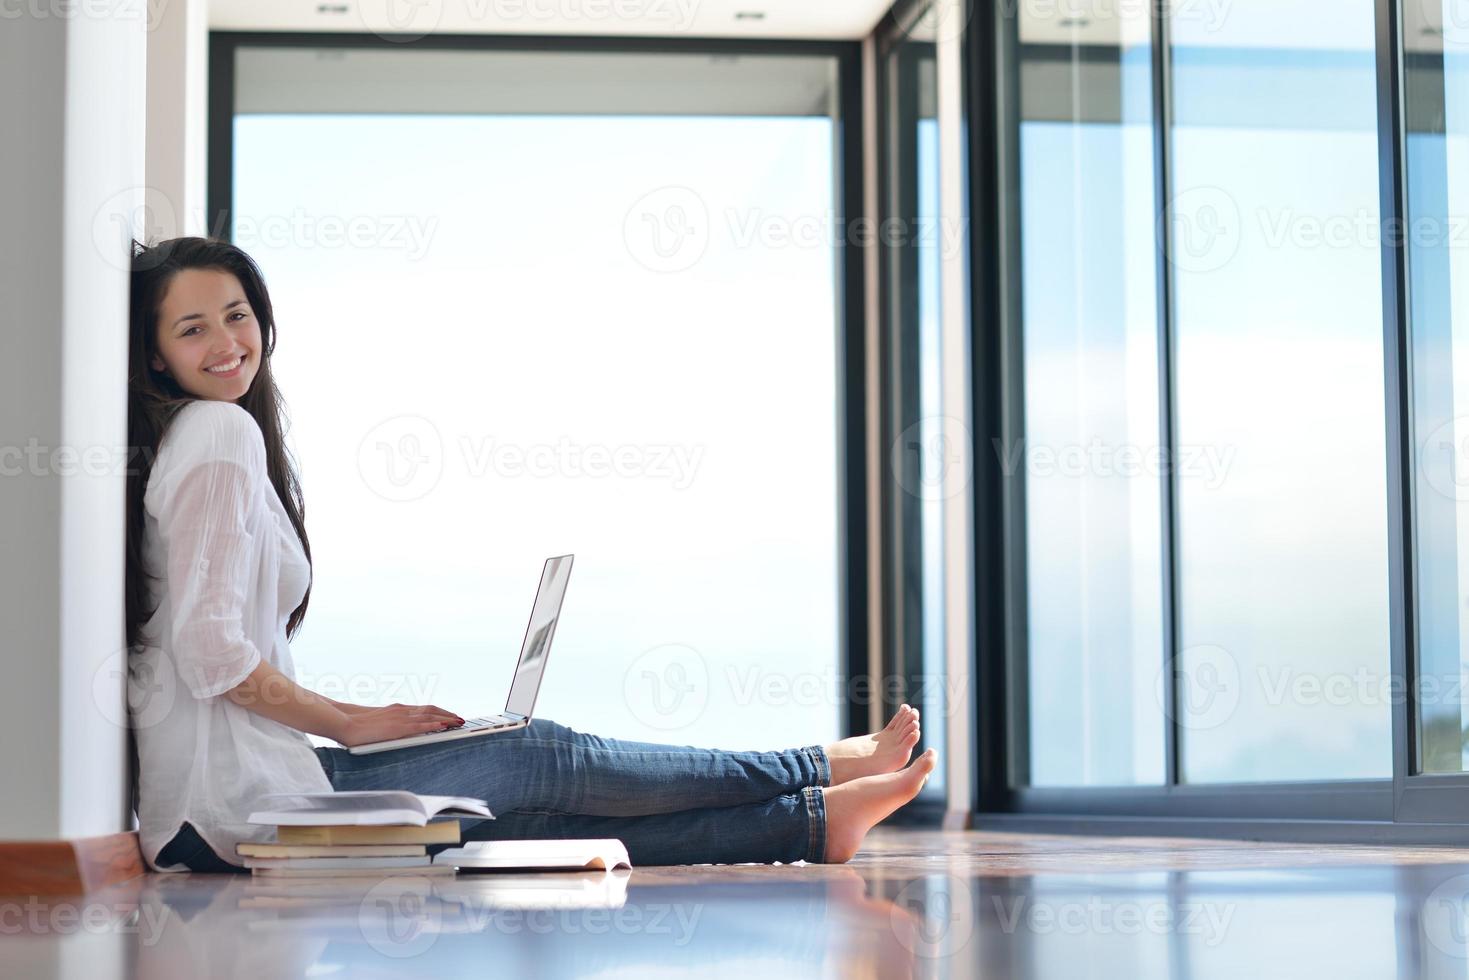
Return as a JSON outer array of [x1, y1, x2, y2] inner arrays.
[[256, 791, 424, 814], [255, 787, 490, 822]]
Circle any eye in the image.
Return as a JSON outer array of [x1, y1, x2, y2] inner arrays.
[[230, 311, 249, 322], [183, 326, 200, 336]]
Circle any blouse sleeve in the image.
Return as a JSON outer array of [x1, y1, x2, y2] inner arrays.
[[153, 402, 268, 699]]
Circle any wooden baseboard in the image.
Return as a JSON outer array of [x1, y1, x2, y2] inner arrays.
[[0, 830, 146, 896]]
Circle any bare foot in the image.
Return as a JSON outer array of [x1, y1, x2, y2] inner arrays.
[[821, 748, 937, 863], [824, 704, 921, 786]]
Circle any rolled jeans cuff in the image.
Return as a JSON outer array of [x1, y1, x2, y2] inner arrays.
[[804, 744, 831, 786], [800, 785, 827, 863]]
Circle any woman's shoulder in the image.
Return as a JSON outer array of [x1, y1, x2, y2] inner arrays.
[[146, 401, 269, 516], [160, 399, 267, 470]]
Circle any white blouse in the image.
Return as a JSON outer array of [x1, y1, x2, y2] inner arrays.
[[130, 398, 335, 871]]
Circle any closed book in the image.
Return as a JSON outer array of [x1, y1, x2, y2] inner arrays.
[[237, 842, 426, 858], [276, 822, 462, 846], [251, 865, 457, 878], [242, 854, 432, 870]]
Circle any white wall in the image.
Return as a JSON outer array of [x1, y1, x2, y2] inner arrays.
[[146, 0, 209, 238], [0, 7, 146, 840]]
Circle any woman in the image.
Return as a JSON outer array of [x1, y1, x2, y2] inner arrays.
[[125, 237, 937, 873]]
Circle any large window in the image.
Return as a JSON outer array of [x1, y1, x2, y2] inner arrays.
[[998, 0, 1410, 811], [221, 41, 854, 751], [1169, 1, 1391, 782], [1016, 3, 1166, 787]]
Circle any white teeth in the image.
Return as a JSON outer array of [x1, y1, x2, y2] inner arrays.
[[206, 356, 243, 374]]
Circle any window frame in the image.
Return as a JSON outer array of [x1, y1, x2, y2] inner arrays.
[[206, 28, 873, 743], [967, 0, 1469, 841]]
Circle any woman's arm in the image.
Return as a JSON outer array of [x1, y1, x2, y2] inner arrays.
[[223, 658, 352, 740], [323, 698, 375, 716], [223, 659, 464, 746]]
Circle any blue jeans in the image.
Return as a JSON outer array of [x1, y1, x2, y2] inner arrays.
[[161, 718, 830, 870], [158, 821, 250, 874]]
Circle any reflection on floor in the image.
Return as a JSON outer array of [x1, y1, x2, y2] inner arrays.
[[8, 828, 1469, 978]]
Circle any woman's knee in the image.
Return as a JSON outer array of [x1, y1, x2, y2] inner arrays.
[[524, 717, 574, 740]]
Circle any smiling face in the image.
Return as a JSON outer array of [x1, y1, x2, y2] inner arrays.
[[149, 268, 263, 402]]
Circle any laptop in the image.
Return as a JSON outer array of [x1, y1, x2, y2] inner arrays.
[[346, 554, 573, 755]]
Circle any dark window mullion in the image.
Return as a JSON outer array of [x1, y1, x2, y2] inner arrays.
[[1151, 0, 1183, 788], [1373, 0, 1415, 806], [890, 45, 927, 719]]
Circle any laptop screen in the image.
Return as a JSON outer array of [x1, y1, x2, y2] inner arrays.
[[505, 555, 573, 718]]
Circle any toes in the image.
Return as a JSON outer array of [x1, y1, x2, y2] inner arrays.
[[900, 729, 920, 748], [881, 714, 916, 743], [883, 705, 927, 740]]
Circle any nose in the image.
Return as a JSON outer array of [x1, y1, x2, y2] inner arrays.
[[206, 328, 240, 356]]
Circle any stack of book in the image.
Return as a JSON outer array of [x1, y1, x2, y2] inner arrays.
[[240, 790, 494, 878]]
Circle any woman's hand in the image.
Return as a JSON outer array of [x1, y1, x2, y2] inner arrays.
[[332, 703, 466, 747]]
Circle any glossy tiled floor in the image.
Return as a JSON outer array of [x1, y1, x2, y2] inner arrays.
[[10, 829, 1469, 978]]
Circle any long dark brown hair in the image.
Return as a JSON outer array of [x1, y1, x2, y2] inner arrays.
[[125, 237, 312, 650]]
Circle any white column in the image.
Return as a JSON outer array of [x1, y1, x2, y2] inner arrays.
[[0, 5, 146, 840], [935, 0, 978, 829], [145, 0, 211, 238]]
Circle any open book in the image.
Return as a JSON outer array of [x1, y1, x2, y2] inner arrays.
[[248, 791, 493, 827], [432, 838, 631, 872]]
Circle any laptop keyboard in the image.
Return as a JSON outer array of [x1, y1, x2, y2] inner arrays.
[[449, 716, 512, 732]]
